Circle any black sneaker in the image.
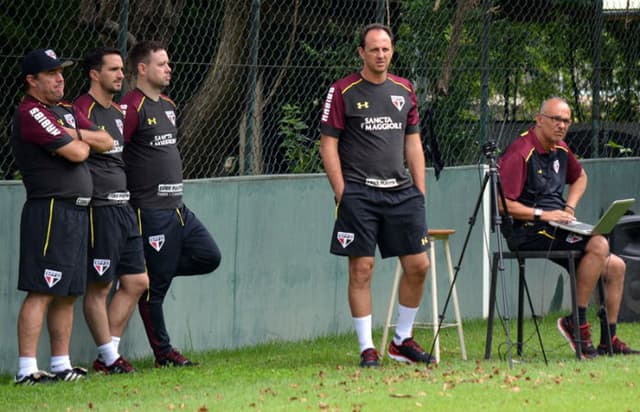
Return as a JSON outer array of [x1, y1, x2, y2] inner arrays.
[[155, 348, 198, 367], [53, 366, 87, 382], [597, 336, 640, 355], [388, 337, 437, 364], [359, 348, 380, 368], [14, 370, 56, 385], [557, 316, 599, 359], [93, 356, 136, 374]]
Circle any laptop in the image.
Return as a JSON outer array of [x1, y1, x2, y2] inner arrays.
[[549, 198, 635, 235]]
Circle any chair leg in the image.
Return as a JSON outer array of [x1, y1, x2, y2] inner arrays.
[[517, 258, 525, 357], [596, 277, 612, 356], [484, 252, 500, 359], [568, 255, 582, 360]]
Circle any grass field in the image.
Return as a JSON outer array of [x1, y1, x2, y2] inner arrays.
[[2, 313, 640, 412]]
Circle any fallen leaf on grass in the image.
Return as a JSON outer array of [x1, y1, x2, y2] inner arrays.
[[197, 406, 208, 412], [390, 393, 412, 398], [318, 402, 329, 409]]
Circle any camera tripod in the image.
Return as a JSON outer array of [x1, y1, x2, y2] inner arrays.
[[427, 139, 519, 368]]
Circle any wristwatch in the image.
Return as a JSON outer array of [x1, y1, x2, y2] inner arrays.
[[533, 208, 543, 221]]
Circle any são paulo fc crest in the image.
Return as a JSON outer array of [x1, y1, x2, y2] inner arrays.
[[149, 234, 165, 252], [165, 110, 176, 126], [565, 233, 583, 244], [93, 259, 111, 276], [337, 231, 354, 248], [44, 269, 62, 288], [553, 159, 560, 174], [115, 118, 124, 135], [390, 95, 405, 111], [64, 113, 76, 128]]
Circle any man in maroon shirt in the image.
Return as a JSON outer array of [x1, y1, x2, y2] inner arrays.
[[498, 97, 637, 358], [12, 48, 113, 384]]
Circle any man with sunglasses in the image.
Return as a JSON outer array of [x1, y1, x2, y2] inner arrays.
[[497, 96, 638, 359]]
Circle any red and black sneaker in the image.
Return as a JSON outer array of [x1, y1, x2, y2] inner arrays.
[[557, 316, 599, 359], [388, 337, 437, 364], [93, 356, 136, 374], [597, 336, 640, 355], [359, 348, 380, 368], [155, 348, 199, 367]]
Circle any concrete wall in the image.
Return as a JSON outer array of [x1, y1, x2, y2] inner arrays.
[[1, 158, 639, 373]]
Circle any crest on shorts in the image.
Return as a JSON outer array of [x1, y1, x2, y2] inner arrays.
[[149, 234, 165, 252], [337, 231, 354, 248], [390, 95, 405, 111], [553, 159, 560, 174], [165, 110, 176, 126], [565, 233, 583, 244], [44, 269, 62, 288], [93, 259, 111, 276], [64, 113, 76, 128]]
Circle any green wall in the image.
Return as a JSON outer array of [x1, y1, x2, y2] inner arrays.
[[1, 159, 638, 373]]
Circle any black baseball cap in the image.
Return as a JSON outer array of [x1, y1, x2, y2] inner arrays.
[[21, 48, 74, 78]]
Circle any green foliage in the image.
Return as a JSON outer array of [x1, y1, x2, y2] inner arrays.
[[605, 139, 633, 157], [278, 104, 323, 174]]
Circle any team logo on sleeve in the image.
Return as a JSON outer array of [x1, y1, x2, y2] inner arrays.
[[44, 269, 62, 288], [337, 232, 355, 248], [165, 110, 176, 126], [93, 259, 111, 276], [149, 234, 165, 252], [63, 113, 76, 128]]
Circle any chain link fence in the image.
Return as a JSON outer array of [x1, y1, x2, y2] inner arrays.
[[2, 0, 639, 180]]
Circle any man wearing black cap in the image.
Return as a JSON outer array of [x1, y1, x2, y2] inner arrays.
[[12, 48, 113, 385]]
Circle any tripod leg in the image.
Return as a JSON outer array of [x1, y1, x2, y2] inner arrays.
[[484, 252, 500, 359], [521, 261, 549, 365]]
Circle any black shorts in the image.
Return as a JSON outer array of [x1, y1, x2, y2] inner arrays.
[[88, 204, 146, 283], [18, 198, 88, 296], [507, 222, 589, 271], [137, 204, 221, 297], [330, 183, 429, 258]]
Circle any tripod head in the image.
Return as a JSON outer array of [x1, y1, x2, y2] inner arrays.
[[481, 139, 499, 163]]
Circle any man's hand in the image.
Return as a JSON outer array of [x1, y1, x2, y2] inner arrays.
[[543, 209, 576, 224]]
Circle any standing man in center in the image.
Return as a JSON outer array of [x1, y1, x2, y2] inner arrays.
[[320, 23, 433, 367], [74, 47, 149, 374], [120, 40, 221, 367]]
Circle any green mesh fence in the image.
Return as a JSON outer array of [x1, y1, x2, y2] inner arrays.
[[2, 0, 639, 180]]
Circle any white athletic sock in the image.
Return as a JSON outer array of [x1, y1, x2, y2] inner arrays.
[[18, 357, 38, 377], [50, 355, 71, 373], [98, 341, 120, 366], [353, 315, 374, 353], [393, 304, 419, 345], [112, 336, 121, 353]]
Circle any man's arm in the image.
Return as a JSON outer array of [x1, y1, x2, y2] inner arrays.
[[502, 198, 576, 224], [55, 139, 90, 162], [404, 132, 425, 195], [63, 127, 114, 153], [565, 169, 587, 213], [319, 134, 345, 202]]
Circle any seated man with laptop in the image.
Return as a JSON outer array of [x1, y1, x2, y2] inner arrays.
[[497, 96, 638, 359]]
